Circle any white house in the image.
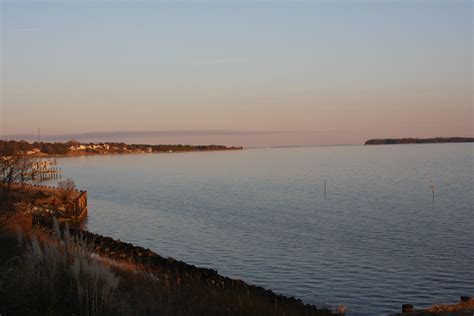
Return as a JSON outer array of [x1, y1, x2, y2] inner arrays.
[[26, 148, 41, 155]]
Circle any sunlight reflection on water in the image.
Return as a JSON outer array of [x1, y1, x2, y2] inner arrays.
[[52, 144, 473, 315]]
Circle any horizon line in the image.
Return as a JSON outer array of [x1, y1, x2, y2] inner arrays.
[[1, 129, 327, 141]]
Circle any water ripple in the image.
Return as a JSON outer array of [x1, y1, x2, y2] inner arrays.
[[51, 144, 473, 315]]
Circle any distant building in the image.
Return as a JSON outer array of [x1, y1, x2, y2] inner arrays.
[[26, 148, 41, 155]]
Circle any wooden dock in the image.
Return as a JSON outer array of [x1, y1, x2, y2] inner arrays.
[[30, 159, 62, 181], [8, 183, 88, 223]]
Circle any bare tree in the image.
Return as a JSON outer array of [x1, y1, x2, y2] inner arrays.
[[58, 178, 76, 201], [0, 153, 37, 228]]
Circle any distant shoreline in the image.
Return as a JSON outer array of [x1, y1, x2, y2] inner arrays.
[[365, 137, 474, 145], [31, 148, 244, 159], [0, 140, 243, 158]]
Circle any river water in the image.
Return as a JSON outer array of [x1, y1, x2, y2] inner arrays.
[[52, 143, 473, 315]]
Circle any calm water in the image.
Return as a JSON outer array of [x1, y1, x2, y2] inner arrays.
[[53, 144, 473, 315]]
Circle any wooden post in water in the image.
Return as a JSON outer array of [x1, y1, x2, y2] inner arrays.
[[324, 179, 327, 198], [402, 304, 413, 313], [430, 181, 435, 200]]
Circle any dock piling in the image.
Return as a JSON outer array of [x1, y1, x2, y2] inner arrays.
[[402, 304, 414, 313]]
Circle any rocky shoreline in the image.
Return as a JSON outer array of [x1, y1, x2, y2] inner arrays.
[[31, 215, 336, 315]]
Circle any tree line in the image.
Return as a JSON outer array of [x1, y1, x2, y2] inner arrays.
[[0, 140, 243, 156], [0, 140, 73, 156], [365, 137, 474, 145]]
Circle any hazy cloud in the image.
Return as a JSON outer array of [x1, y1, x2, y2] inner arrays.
[[1, 130, 325, 142]]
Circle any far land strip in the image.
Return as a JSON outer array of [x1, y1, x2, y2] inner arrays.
[[2, 137, 473, 159], [365, 137, 473, 145], [0, 140, 243, 157]]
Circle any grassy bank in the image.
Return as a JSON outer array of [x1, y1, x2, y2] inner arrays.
[[0, 222, 336, 316]]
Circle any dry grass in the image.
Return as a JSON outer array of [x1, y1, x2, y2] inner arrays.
[[0, 219, 335, 316], [0, 220, 120, 316], [426, 298, 474, 313]]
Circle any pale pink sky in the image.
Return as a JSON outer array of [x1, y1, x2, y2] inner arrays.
[[1, 1, 472, 146]]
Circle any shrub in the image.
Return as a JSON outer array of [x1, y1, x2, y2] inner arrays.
[[0, 219, 119, 316]]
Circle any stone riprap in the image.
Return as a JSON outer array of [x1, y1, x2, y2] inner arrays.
[[35, 220, 335, 316]]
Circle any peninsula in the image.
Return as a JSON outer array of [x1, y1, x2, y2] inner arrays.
[[0, 140, 243, 157], [365, 137, 474, 145]]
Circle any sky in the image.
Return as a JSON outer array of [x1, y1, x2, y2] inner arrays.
[[1, 0, 472, 147]]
